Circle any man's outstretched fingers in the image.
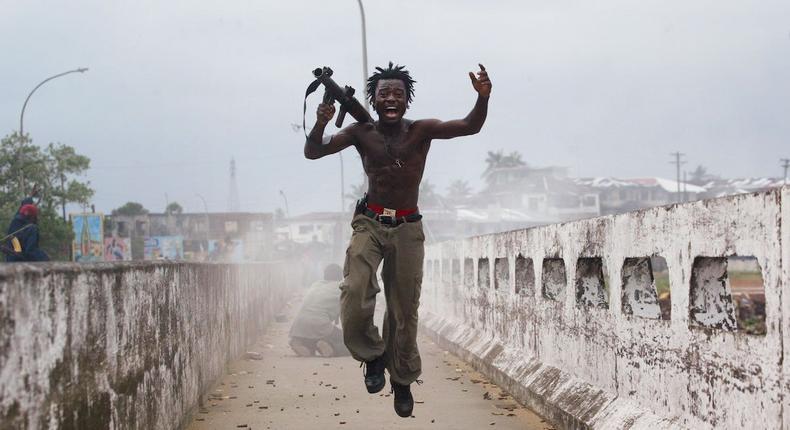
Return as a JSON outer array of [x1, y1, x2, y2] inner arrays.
[[469, 71, 478, 83], [479, 63, 486, 72]]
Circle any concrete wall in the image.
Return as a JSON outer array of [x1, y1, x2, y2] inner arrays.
[[0, 262, 291, 430], [420, 186, 788, 429]]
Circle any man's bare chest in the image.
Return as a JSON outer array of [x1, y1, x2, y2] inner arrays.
[[357, 131, 428, 170]]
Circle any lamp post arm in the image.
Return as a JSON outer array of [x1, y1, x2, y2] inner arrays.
[[19, 67, 89, 137]]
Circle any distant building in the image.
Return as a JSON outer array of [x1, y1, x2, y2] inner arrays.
[[275, 212, 348, 244], [275, 211, 350, 261], [274, 212, 351, 285], [415, 165, 601, 241], [476, 165, 600, 221], [699, 178, 786, 198], [574, 177, 706, 215], [109, 212, 274, 261]]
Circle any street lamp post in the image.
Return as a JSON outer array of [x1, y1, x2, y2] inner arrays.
[[279, 190, 294, 241], [355, 0, 370, 113], [339, 153, 345, 214], [195, 194, 211, 258], [18, 67, 89, 192], [279, 190, 290, 218], [354, 0, 371, 196]]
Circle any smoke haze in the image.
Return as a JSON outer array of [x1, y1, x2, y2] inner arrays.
[[1, 0, 788, 215]]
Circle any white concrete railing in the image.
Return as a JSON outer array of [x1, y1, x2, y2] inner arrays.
[[420, 186, 788, 429], [0, 262, 293, 430]]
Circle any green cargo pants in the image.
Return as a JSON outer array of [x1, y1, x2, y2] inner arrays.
[[340, 214, 425, 385]]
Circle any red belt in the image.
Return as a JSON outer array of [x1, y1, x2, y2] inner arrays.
[[366, 203, 418, 218]]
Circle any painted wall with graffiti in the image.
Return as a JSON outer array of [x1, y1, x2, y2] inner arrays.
[[144, 236, 184, 260], [71, 213, 104, 262], [104, 237, 132, 261]]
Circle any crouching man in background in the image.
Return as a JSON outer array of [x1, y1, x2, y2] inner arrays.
[[4, 186, 49, 262], [289, 264, 350, 357]]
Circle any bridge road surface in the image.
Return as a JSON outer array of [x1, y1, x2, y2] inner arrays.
[[186, 295, 554, 430]]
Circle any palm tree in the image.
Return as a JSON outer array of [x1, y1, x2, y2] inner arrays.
[[483, 150, 527, 188], [503, 151, 526, 168], [484, 150, 505, 174], [344, 177, 368, 212], [419, 180, 441, 208], [165, 202, 183, 215], [345, 182, 367, 201], [484, 150, 526, 174], [689, 165, 718, 185], [446, 180, 472, 201]]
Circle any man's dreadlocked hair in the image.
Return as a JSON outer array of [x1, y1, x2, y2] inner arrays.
[[366, 62, 417, 106]]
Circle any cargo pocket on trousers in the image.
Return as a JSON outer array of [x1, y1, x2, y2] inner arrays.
[[414, 222, 425, 242], [403, 347, 421, 374]]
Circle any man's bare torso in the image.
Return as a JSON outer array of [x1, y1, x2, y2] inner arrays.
[[304, 64, 491, 212], [348, 119, 430, 209]]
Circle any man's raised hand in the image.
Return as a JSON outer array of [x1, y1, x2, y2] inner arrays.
[[316, 102, 336, 126], [469, 64, 492, 98]]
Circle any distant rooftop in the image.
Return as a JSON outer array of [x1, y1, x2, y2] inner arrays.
[[285, 211, 346, 222], [575, 177, 706, 193]]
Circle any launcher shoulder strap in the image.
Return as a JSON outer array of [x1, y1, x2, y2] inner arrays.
[[302, 78, 323, 139]]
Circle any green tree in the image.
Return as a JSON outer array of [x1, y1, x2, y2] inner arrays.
[[112, 201, 148, 216], [165, 202, 183, 215], [0, 132, 94, 261], [45, 143, 92, 219]]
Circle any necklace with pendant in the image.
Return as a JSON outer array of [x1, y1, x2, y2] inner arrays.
[[383, 132, 405, 168]]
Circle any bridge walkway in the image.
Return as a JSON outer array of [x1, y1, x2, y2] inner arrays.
[[185, 296, 553, 430]]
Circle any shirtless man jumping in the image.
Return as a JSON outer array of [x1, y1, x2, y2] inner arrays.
[[304, 62, 491, 417]]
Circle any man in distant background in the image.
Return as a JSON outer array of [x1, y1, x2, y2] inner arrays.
[[289, 264, 350, 357]]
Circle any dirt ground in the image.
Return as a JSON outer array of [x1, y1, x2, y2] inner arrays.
[[185, 298, 554, 430]]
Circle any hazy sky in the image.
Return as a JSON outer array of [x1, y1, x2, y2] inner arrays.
[[1, 0, 788, 215]]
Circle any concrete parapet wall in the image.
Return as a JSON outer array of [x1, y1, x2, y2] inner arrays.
[[0, 262, 291, 430], [421, 187, 788, 429]]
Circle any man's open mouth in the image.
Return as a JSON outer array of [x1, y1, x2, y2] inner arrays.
[[383, 106, 399, 118]]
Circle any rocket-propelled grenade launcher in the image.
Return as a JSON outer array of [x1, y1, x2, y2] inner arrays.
[[303, 66, 373, 135]]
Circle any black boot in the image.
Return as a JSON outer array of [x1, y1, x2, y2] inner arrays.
[[391, 382, 414, 418], [361, 355, 386, 394]]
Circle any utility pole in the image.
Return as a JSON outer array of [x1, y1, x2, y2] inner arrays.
[[781, 158, 790, 185], [228, 158, 240, 212], [195, 193, 211, 249], [340, 152, 345, 214], [669, 152, 686, 202]]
